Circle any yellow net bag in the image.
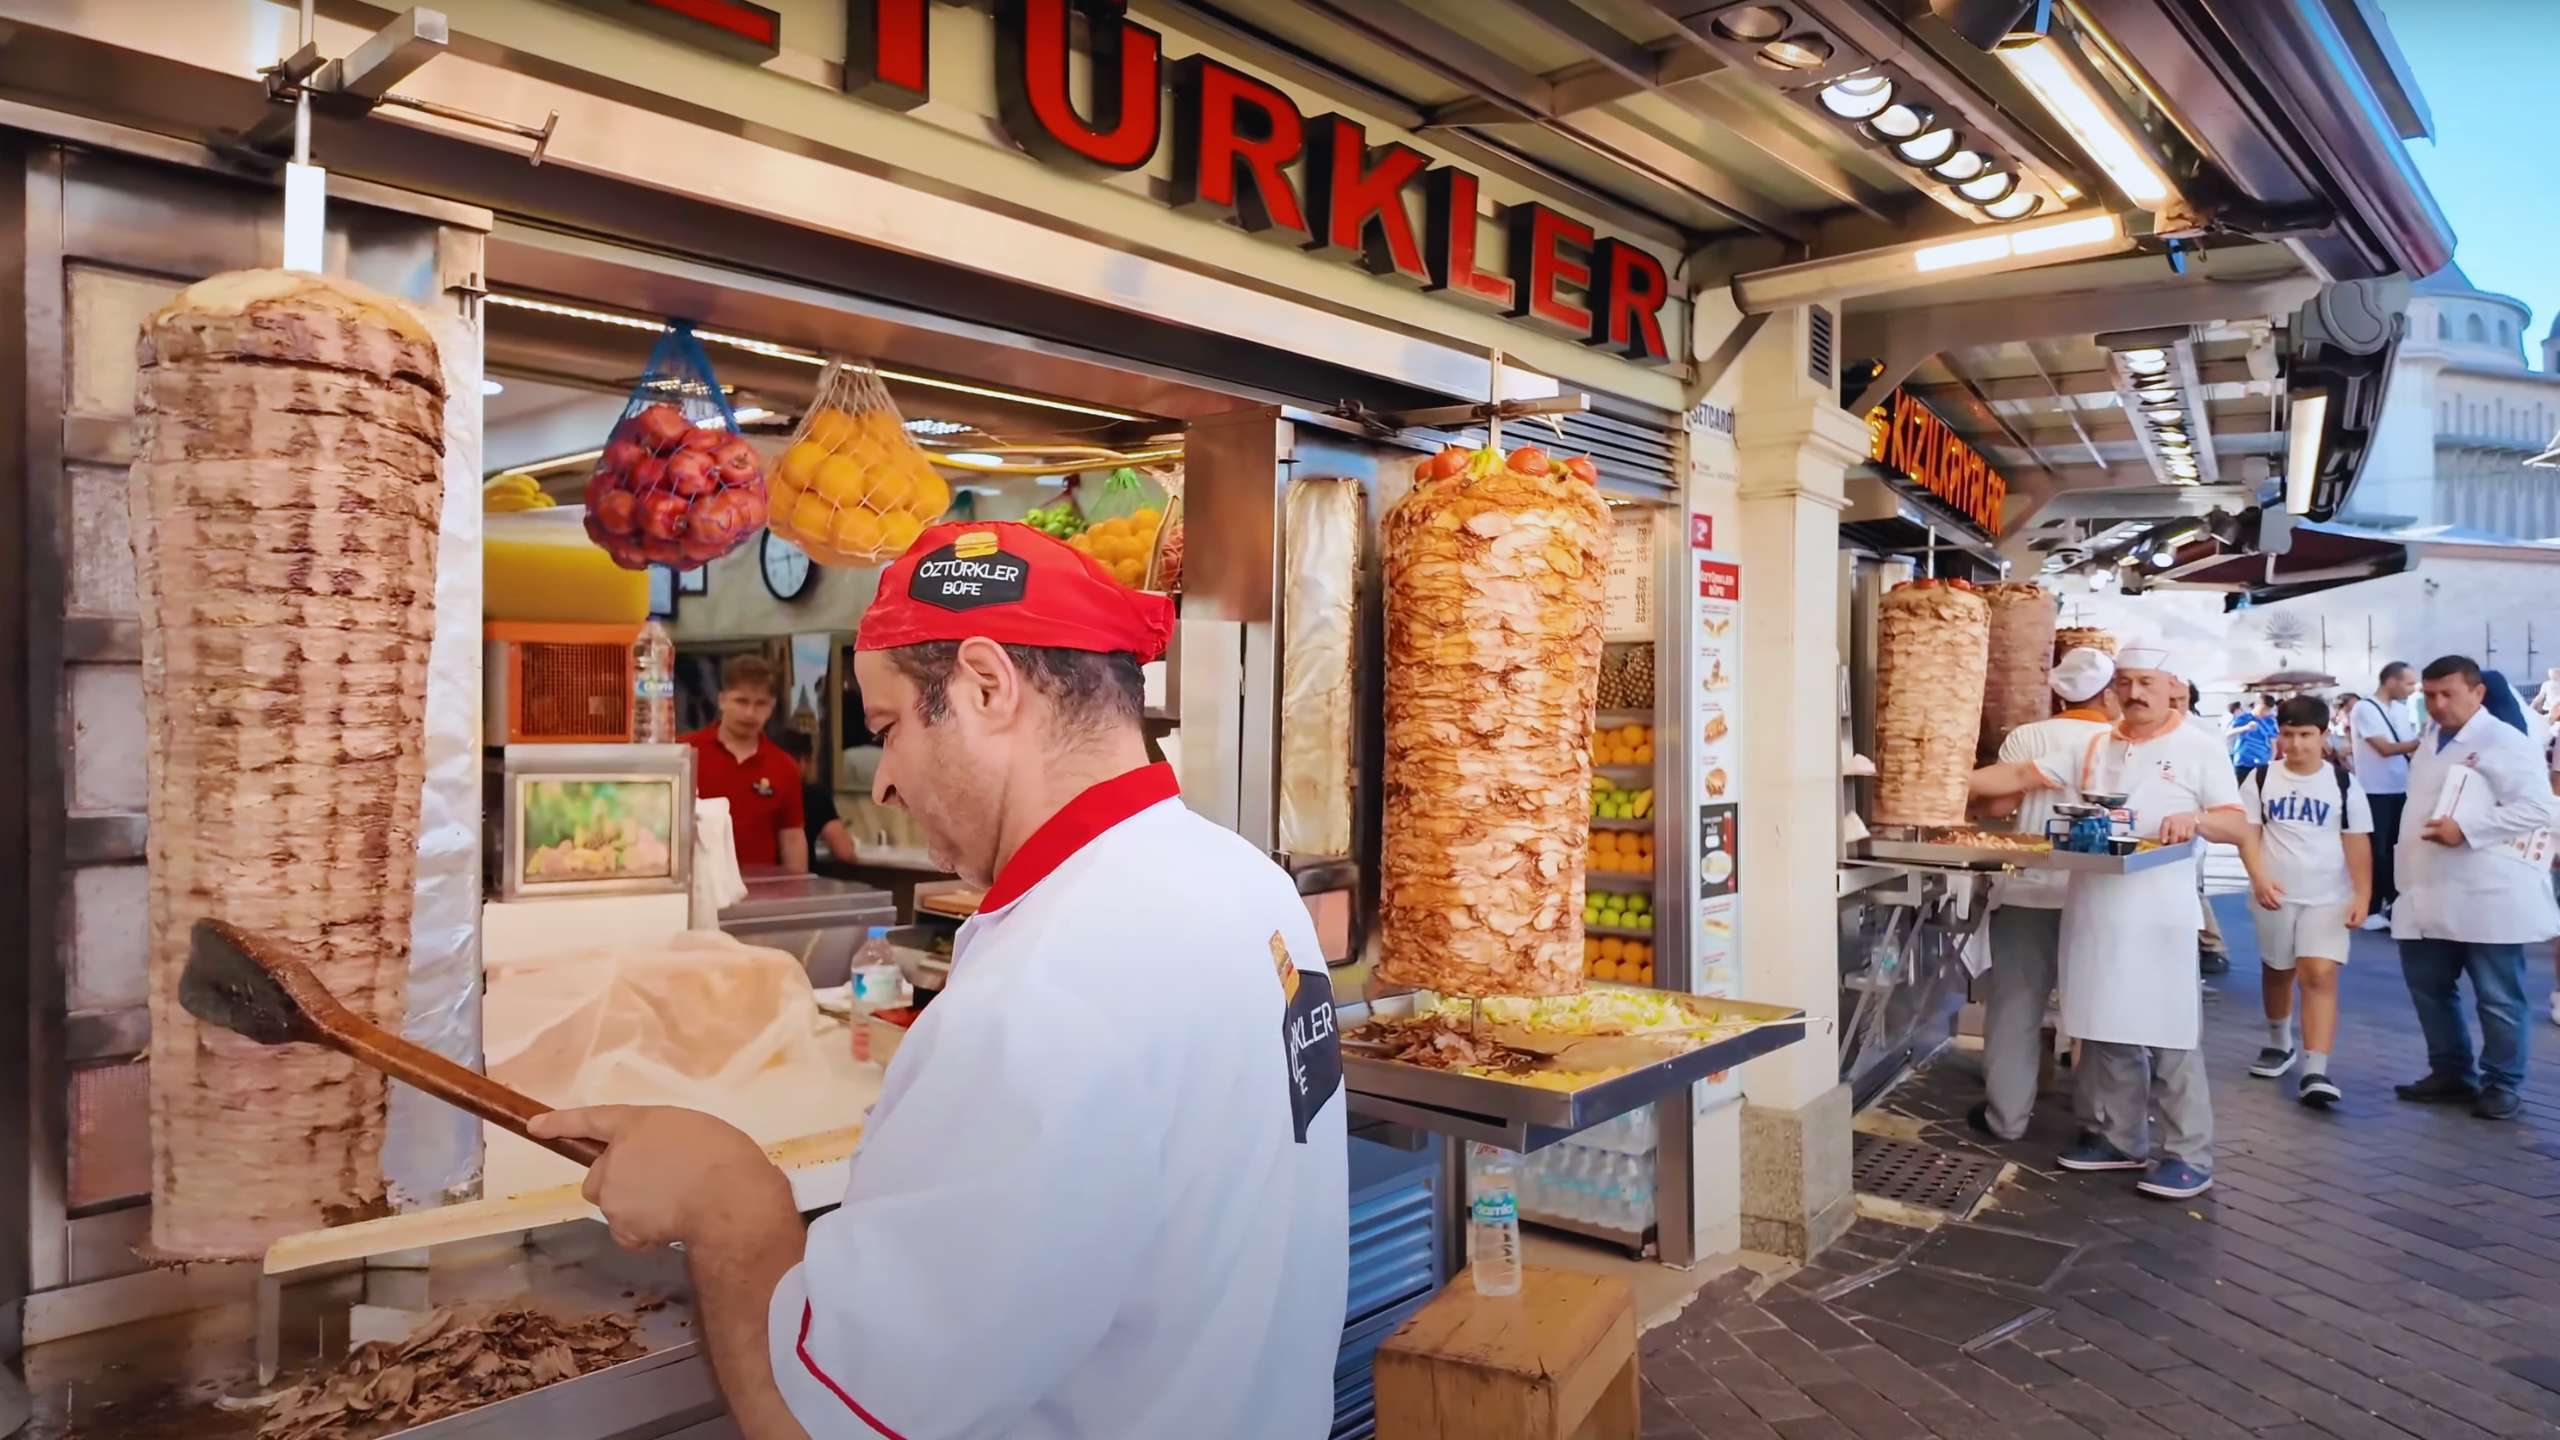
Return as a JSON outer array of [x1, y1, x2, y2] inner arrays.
[[767, 361, 954, 566]]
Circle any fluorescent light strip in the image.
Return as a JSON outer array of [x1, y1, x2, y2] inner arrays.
[[483, 293, 1147, 422], [2285, 392, 2329, 514], [1996, 36, 2173, 206]]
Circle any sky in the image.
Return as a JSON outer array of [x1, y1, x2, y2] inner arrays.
[[2375, 0, 2560, 364]]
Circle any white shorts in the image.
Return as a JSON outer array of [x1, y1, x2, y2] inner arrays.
[[2251, 901, 2351, 969]]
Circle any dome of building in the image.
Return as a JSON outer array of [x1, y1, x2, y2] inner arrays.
[[2409, 263, 2532, 367]]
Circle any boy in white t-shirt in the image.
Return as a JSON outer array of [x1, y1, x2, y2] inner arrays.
[[2240, 696, 2373, 1106]]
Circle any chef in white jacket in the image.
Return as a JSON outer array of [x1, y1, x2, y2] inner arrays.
[[2035, 647, 2274, 1200], [2389, 654, 2560, 1121], [537, 522, 1350, 1439]]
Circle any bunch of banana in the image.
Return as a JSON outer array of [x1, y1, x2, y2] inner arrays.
[[483, 472, 556, 512]]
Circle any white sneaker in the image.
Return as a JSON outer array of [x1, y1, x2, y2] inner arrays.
[[2360, 912, 2390, 931], [2549, 992, 2560, 1028]]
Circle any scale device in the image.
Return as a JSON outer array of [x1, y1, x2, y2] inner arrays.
[[2045, 790, 2137, 855]]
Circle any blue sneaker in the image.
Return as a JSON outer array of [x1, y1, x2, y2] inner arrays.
[[2056, 1139, 2146, 1172], [2138, 1160, 2213, 1199]]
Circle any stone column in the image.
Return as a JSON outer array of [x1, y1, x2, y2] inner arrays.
[[1733, 308, 1864, 1259]]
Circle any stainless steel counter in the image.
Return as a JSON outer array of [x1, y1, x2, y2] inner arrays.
[[19, 1226, 727, 1440], [718, 871, 898, 986]]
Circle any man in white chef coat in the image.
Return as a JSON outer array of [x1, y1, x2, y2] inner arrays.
[[535, 521, 1350, 1440], [1972, 647, 2274, 1199], [2388, 654, 2560, 1122], [1963, 646, 2117, 1142]]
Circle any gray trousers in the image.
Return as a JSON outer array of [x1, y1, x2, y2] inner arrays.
[[2078, 1040, 2213, 1168], [1982, 906, 2076, 1140]]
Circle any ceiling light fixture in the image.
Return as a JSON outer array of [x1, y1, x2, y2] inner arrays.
[[484, 293, 1147, 422], [1760, 34, 1835, 70], [1895, 129, 1959, 165], [2285, 391, 2330, 514], [1956, 171, 2017, 203], [1933, 151, 1991, 182], [1981, 192, 2041, 220], [1818, 73, 1894, 120], [1994, 30, 2175, 207], [2150, 548, 2177, 568], [480, 378, 505, 397], [1869, 102, 1931, 139], [1712, 6, 1791, 43]]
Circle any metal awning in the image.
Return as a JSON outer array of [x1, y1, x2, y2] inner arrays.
[[2149, 519, 2410, 604]]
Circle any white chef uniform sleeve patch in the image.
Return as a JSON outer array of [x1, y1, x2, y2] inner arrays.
[[769, 982, 1159, 1438], [1274, 931, 1340, 1145]]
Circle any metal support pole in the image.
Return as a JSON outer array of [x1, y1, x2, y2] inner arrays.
[[293, 0, 314, 166]]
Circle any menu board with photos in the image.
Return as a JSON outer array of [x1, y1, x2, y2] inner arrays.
[[1692, 540, 1741, 1005]]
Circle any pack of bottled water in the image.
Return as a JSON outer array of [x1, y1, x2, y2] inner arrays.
[[1506, 1109, 1660, 1236]]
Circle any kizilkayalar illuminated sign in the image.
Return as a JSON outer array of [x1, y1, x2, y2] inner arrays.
[[577, 0, 1677, 365]]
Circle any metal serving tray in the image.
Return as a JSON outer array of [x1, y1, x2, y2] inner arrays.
[[1338, 989, 1807, 1151], [1854, 834, 2200, 876]]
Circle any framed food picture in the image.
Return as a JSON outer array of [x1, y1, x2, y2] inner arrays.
[[498, 743, 695, 899]]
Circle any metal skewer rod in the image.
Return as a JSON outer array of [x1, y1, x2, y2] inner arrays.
[[293, 0, 314, 166]]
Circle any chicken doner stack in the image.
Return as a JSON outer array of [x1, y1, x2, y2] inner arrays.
[[1873, 579, 1990, 827], [1978, 583, 2058, 760], [132, 271, 445, 1258], [1378, 444, 1609, 998]]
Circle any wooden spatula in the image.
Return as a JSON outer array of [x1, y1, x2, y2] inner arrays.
[[179, 917, 604, 1167]]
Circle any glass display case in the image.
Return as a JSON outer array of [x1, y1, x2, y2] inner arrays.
[[494, 743, 695, 901]]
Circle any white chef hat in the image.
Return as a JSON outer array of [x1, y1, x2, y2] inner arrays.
[[2050, 647, 2116, 703], [2113, 644, 2194, 683]]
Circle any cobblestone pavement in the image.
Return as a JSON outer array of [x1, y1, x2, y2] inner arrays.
[[1637, 898, 2560, 1439]]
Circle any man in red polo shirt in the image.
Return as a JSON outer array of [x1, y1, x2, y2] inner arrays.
[[686, 654, 808, 874]]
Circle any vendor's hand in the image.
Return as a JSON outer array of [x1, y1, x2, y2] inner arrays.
[[2421, 816, 2467, 847], [2252, 876, 2285, 912], [530, 1105, 782, 1250], [2157, 811, 2203, 845]]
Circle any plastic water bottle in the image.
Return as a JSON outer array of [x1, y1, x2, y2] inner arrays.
[[1468, 1144, 1524, 1296], [632, 619, 675, 743]]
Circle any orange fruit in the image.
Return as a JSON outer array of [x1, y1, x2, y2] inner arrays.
[[863, 461, 913, 512], [768, 476, 803, 522], [831, 505, 885, 555], [780, 441, 827, 488], [1112, 557, 1146, 587], [788, 492, 835, 543], [879, 509, 923, 552], [815, 454, 866, 506], [909, 471, 951, 520], [1066, 533, 1094, 555], [1592, 957, 1620, 982], [1131, 506, 1163, 533], [1597, 937, 1625, 964], [806, 408, 856, 450]]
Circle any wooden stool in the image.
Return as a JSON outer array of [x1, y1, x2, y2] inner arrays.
[[1373, 1265, 1639, 1440]]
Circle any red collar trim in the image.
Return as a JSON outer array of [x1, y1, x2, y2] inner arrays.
[[980, 763, 1179, 913]]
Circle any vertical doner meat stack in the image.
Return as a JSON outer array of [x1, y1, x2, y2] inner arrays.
[[131, 271, 445, 1258], [1377, 445, 1608, 998], [1873, 580, 1989, 827], [1977, 583, 2058, 759]]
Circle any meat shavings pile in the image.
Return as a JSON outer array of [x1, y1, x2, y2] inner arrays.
[[256, 1304, 642, 1440], [1351, 1014, 1544, 1075]]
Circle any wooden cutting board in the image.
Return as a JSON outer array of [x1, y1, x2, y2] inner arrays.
[[263, 1125, 861, 1276]]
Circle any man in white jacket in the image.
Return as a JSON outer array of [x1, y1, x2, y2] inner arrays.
[[2390, 655, 2560, 1122]]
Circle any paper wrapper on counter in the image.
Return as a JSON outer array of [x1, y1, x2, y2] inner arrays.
[[1873, 580, 1989, 827], [1979, 583, 2058, 760], [1278, 477, 1361, 858], [2055, 626, 2116, 661], [1378, 447, 1609, 998], [131, 270, 445, 1258]]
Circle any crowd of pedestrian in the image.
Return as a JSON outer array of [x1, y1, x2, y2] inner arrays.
[[1963, 651, 2560, 1200]]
